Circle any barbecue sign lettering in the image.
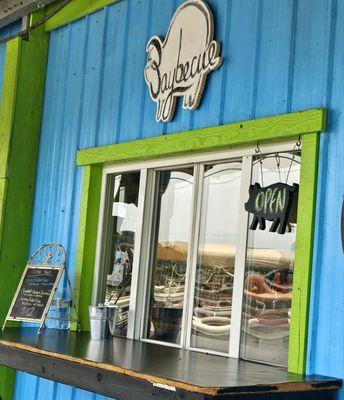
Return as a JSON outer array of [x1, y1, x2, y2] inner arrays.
[[144, 0, 222, 122], [245, 183, 299, 235]]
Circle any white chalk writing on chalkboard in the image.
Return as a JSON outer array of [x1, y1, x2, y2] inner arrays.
[[9, 267, 60, 321]]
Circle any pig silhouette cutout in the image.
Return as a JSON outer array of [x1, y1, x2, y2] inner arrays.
[[245, 182, 299, 235], [144, 0, 222, 122]]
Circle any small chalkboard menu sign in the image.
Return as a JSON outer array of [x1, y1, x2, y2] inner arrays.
[[3, 264, 63, 333], [9, 267, 61, 321]]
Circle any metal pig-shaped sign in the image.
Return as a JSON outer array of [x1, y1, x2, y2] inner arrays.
[[144, 0, 222, 122], [245, 182, 299, 235]]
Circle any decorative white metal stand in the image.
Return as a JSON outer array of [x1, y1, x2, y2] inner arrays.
[[2, 242, 79, 334]]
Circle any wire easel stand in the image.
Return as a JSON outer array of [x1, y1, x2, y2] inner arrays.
[[29, 242, 80, 333]]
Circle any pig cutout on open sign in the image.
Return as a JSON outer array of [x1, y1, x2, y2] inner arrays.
[[245, 182, 299, 235], [144, 0, 222, 123]]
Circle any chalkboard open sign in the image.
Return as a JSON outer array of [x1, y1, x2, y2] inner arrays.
[[5, 265, 63, 325], [245, 182, 299, 235]]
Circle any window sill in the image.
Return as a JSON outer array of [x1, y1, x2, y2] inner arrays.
[[0, 328, 341, 399]]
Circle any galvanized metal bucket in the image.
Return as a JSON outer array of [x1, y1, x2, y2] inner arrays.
[[89, 305, 118, 340]]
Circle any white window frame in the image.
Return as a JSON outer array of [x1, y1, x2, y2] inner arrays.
[[92, 140, 297, 358]]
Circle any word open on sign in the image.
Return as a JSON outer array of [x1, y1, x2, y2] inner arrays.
[[144, 0, 222, 122], [245, 182, 299, 235]]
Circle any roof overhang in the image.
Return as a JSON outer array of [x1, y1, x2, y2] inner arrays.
[[0, 0, 56, 30]]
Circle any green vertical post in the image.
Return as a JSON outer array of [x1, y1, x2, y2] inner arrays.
[[0, 13, 49, 400], [288, 132, 320, 374], [72, 165, 103, 331]]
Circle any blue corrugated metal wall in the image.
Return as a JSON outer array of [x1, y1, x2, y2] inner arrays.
[[13, 0, 344, 399], [0, 20, 22, 101]]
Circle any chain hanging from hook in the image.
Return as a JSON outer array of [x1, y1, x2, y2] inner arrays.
[[286, 136, 301, 184], [275, 153, 281, 181], [255, 142, 264, 186]]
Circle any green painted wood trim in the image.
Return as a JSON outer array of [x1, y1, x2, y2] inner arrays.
[[73, 165, 103, 331], [77, 108, 326, 167], [0, 12, 49, 400], [75, 109, 325, 375], [45, 0, 121, 32], [0, 179, 8, 248], [0, 38, 21, 400], [288, 132, 319, 375], [0, 39, 21, 179], [0, 32, 19, 240]]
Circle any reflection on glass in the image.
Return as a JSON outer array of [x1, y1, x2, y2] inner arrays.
[[103, 172, 140, 337], [146, 168, 194, 344], [240, 151, 301, 366], [190, 162, 242, 353]]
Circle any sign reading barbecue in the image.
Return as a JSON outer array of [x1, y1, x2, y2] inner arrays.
[[144, 0, 222, 122]]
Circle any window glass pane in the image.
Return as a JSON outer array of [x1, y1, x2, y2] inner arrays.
[[145, 168, 194, 344], [240, 151, 301, 366], [190, 162, 242, 353], [102, 171, 141, 337]]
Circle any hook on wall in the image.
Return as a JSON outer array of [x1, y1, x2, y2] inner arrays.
[[286, 136, 302, 184], [255, 142, 264, 186]]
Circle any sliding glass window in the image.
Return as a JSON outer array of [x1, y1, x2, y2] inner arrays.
[[97, 171, 141, 337], [144, 168, 194, 345], [240, 151, 300, 366], [94, 143, 301, 366], [189, 162, 242, 354]]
